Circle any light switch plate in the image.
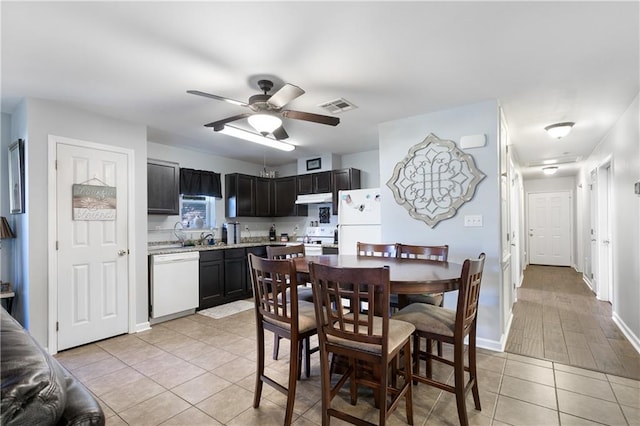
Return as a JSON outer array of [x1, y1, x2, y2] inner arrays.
[[464, 215, 483, 227]]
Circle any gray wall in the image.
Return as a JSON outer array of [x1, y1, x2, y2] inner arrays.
[[379, 100, 504, 347], [9, 98, 148, 347], [577, 93, 639, 346]]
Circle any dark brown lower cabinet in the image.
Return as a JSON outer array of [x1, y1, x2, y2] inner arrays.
[[198, 250, 224, 309], [224, 248, 246, 300], [245, 246, 268, 293]]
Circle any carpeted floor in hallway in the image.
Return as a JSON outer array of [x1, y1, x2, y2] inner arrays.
[[506, 265, 640, 380]]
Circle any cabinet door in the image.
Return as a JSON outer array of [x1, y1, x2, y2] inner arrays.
[[255, 177, 273, 217], [198, 251, 224, 309], [332, 168, 361, 215], [236, 175, 255, 216], [224, 248, 246, 298], [314, 171, 332, 193], [226, 173, 256, 217], [297, 174, 313, 195], [147, 159, 180, 215], [245, 246, 268, 293], [274, 176, 305, 216]]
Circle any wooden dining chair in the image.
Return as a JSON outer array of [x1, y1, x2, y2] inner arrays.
[[356, 242, 398, 258], [309, 262, 415, 426], [392, 253, 486, 426], [247, 254, 318, 425], [397, 244, 449, 356], [265, 245, 316, 377]]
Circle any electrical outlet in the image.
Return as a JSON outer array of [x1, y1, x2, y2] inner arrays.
[[294, 225, 299, 231], [464, 215, 483, 227]]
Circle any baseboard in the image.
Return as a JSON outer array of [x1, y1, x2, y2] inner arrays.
[[583, 275, 594, 292], [612, 312, 640, 355], [477, 337, 504, 353], [135, 321, 151, 333]]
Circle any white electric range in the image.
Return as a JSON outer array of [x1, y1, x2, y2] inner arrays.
[[296, 226, 335, 256]]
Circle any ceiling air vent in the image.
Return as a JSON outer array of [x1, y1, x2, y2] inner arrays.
[[318, 98, 357, 114]]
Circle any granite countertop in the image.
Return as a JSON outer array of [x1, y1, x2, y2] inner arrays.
[[148, 240, 339, 255]]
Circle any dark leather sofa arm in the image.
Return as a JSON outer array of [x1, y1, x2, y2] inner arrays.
[[0, 307, 104, 425]]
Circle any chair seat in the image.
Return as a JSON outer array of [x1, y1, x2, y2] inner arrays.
[[407, 293, 443, 306], [264, 300, 317, 333], [393, 302, 455, 337], [328, 315, 415, 355]]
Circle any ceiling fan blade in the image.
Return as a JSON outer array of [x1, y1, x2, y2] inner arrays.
[[187, 90, 248, 107], [273, 126, 289, 140], [204, 113, 251, 128], [267, 84, 305, 109], [282, 110, 340, 126]]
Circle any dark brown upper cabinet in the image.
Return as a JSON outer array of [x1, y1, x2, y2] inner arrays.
[[225, 173, 256, 217], [297, 171, 332, 195], [332, 168, 361, 215], [147, 159, 180, 215]]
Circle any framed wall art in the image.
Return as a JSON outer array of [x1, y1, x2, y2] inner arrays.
[[306, 157, 322, 171], [8, 139, 25, 214]]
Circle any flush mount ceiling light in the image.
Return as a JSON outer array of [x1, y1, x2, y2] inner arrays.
[[214, 124, 295, 152], [543, 166, 559, 175], [544, 122, 575, 139], [247, 114, 282, 135]]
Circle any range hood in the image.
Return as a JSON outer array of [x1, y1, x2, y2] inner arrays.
[[295, 192, 333, 204]]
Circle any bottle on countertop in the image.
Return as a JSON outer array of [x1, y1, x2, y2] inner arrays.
[[269, 224, 277, 241], [334, 226, 339, 244]]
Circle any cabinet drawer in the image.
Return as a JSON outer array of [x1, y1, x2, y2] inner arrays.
[[199, 250, 224, 262], [224, 248, 246, 259]]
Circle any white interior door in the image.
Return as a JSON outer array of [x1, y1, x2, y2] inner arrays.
[[528, 191, 571, 266], [589, 170, 598, 293], [597, 163, 613, 301], [56, 142, 129, 350]]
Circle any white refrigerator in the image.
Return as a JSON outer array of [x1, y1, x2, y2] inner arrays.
[[338, 188, 382, 255]]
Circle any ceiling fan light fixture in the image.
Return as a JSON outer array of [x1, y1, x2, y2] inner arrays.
[[544, 122, 575, 139], [215, 124, 295, 152], [248, 114, 282, 135], [543, 166, 559, 175]]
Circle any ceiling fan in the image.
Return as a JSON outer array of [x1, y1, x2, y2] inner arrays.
[[187, 79, 340, 141]]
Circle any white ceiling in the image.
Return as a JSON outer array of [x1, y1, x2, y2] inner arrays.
[[2, 2, 638, 178]]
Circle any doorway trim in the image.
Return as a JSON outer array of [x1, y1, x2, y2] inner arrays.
[[596, 157, 614, 302], [47, 135, 136, 354]]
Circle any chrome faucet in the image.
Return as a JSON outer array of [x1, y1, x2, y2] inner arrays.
[[199, 232, 214, 245], [174, 221, 186, 245]]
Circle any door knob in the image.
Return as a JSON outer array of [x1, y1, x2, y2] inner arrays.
[[118, 249, 129, 256]]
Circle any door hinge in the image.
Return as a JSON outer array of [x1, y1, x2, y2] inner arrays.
[[54, 160, 57, 170], [56, 241, 59, 250], [56, 322, 59, 332]]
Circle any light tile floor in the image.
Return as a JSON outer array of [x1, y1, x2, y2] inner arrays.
[[55, 308, 640, 425]]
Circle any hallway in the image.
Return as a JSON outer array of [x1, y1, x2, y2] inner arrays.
[[506, 265, 640, 380]]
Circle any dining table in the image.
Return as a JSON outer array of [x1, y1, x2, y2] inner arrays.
[[293, 254, 463, 311]]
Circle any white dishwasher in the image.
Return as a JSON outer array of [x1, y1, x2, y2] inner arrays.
[[150, 251, 200, 318]]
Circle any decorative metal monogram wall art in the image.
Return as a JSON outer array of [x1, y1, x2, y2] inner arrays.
[[386, 133, 485, 228]]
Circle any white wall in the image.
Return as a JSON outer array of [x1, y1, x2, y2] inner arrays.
[[577, 93, 639, 348], [379, 100, 504, 348], [10, 98, 148, 347], [342, 149, 380, 188]]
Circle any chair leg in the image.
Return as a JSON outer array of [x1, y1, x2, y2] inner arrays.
[[412, 334, 420, 385], [437, 341, 443, 357], [304, 337, 311, 378], [254, 320, 265, 408], [469, 331, 481, 411], [425, 337, 433, 379], [273, 334, 280, 360], [286, 338, 300, 426], [297, 339, 304, 380], [453, 341, 469, 426], [403, 340, 414, 425]]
